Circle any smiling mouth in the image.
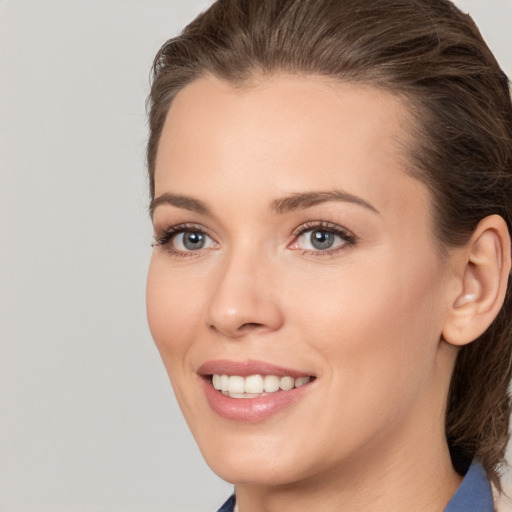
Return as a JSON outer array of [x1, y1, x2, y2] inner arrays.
[[211, 374, 313, 398]]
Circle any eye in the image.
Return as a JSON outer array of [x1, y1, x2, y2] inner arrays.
[[173, 231, 212, 251], [290, 222, 356, 254], [153, 224, 217, 256]]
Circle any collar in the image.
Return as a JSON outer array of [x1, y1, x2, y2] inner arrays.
[[443, 462, 494, 512], [216, 493, 236, 512], [216, 462, 494, 512]]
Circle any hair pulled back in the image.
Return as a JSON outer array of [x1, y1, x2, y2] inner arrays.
[[147, 0, 512, 488]]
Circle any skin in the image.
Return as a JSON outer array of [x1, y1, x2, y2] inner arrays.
[[147, 74, 467, 512]]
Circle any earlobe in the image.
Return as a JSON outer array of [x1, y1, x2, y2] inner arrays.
[[442, 215, 511, 347]]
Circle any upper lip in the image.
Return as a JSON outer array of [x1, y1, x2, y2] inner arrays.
[[197, 359, 314, 378]]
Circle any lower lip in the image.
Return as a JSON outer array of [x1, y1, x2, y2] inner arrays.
[[201, 377, 313, 422]]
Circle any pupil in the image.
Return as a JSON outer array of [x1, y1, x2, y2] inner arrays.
[[311, 230, 334, 250], [184, 232, 205, 250]]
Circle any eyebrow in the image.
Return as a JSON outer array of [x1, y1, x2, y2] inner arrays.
[[271, 190, 379, 215], [150, 189, 379, 218], [149, 193, 211, 217]]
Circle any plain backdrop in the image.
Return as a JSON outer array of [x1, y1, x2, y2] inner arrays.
[[0, 1, 511, 511]]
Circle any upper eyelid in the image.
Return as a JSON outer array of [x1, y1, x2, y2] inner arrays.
[[156, 220, 351, 234], [153, 223, 212, 246], [155, 221, 205, 230], [154, 222, 211, 237], [291, 220, 355, 237], [154, 220, 357, 247]]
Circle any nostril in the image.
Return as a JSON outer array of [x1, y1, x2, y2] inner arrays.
[[239, 322, 265, 331], [207, 321, 265, 337]]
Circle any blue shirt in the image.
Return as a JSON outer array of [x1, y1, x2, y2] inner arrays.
[[216, 463, 494, 512]]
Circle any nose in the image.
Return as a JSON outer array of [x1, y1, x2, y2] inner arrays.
[[206, 248, 284, 338]]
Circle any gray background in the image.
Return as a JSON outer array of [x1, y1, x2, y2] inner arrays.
[[0, 1, 511, 511]]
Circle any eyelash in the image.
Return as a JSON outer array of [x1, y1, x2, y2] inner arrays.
[[153, 223, 213, 258], [291, 221, 358, 256], [152, 221, 357, 257]]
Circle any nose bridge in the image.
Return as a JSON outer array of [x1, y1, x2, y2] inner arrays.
[[206, 240, 283, 337]]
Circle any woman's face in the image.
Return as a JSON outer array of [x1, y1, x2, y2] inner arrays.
[[147, 74, 457, 486]]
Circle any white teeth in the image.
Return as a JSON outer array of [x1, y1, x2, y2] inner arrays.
[[220, 374, 229, 392], [295, 376, 311, 388], [212, 374, 312, 397], [228, 375, 245, 394], [244, 375, 264, 394], [279, 376, 295, 391], [264, 375, 280, 392], [228, 392, 263, 399]]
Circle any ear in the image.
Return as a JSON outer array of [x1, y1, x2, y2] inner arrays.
[[442, 215, 511, 346]]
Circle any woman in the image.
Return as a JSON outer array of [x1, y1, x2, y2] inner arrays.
[[145, 1, 512, 510]]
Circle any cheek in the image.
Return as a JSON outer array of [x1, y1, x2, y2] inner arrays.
[[146, 256, 208, 422], [289, 251, 445, 392], [146, 256, 203, 357]]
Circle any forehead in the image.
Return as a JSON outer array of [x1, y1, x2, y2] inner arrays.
[[154, 73, 426, 222]]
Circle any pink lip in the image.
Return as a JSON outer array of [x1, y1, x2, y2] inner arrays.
[[197, 359, 312, 378], [197, 359, 315, 422]]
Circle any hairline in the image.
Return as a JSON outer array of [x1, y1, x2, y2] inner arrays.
[[150, 70, 449, 253]]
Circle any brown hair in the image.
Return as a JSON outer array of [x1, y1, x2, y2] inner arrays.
[[146, 0, 512, 488]]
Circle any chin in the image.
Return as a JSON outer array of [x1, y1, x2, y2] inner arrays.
[[194, 428, 309, 485], [207, 452, 302, 486]]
